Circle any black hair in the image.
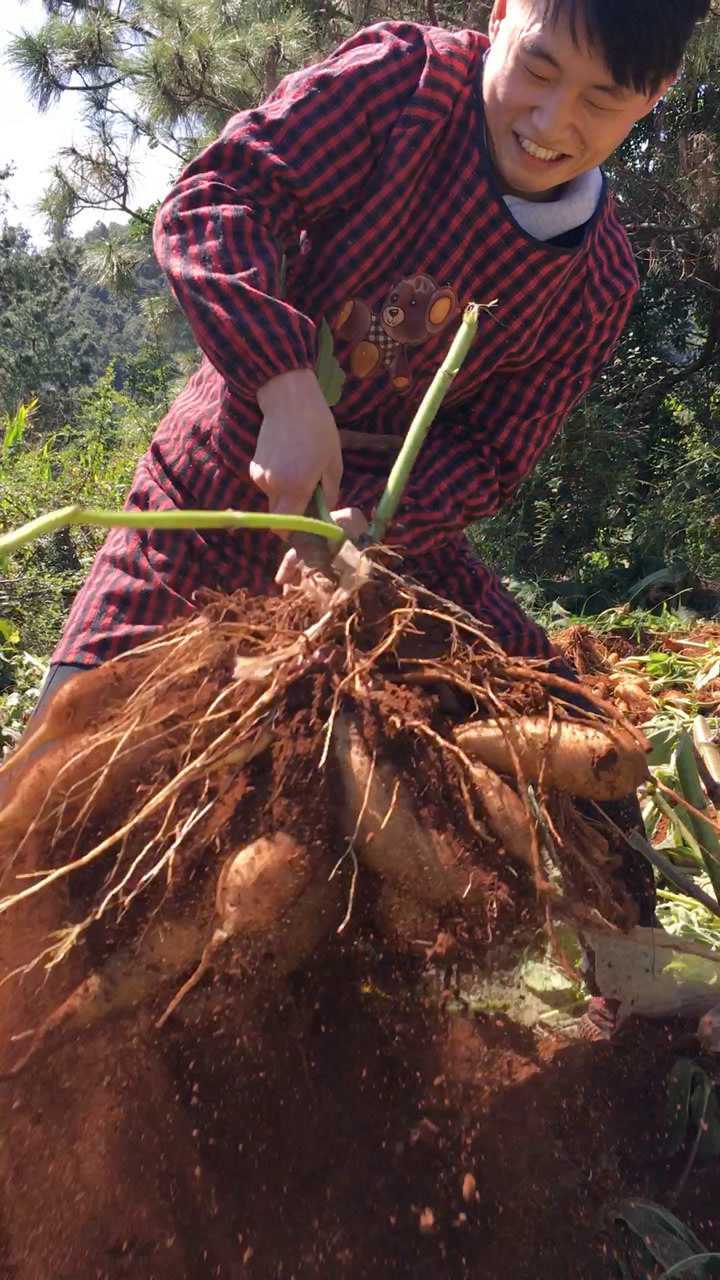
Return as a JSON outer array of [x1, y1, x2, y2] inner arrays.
[[543, 0, 711, 94]]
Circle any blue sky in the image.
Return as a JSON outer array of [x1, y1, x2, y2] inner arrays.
[[1, 0, 176, 242]]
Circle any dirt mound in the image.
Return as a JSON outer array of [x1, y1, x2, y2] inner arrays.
[[553, 624, 614, 676], [0, 557, 661, 1277], [551, 624, 658, 726], [3, 948, 718, 1279]]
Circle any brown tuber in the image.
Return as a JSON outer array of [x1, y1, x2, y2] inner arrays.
[[453, 716, 649, 800]]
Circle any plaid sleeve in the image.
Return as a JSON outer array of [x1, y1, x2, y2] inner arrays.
[[360, 289, 637, 553], [153, 24, 428, 399]]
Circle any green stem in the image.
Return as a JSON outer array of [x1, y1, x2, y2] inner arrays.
[[0, 303, 487, 560], [675, 733, 720, 902], [647, 787, 720, 904], [644, 795, 705, 868], [0, 505, 345, 559], [369, 302, 484, 541], [656, 887, 716, 910], [657, 1255, 720, 1279], [625, 823, 720, 919], [313, 486, 335, 525]]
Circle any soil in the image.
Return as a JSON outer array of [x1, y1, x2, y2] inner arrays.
[[2, 947, 718, 1280], [2, 592, 717, 1278]]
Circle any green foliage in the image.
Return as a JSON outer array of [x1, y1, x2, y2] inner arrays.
[[656, 885, 720, 949], [83, 231, 146, 298], [603, 1200, 720, 1279], [0, 384, 154, 680], [0, 218, 192, 432], [664, 1059, 720, 1162], [0, 643, 46, 754], [315, 319, 346, 408], [470, 341, 720, 607], [2, 398, 37, 457]]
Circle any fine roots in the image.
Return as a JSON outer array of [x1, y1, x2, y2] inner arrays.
[[0, 551, 650, 1074]]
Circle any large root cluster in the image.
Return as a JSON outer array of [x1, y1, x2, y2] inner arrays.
[[0, 549, 649, 1075]]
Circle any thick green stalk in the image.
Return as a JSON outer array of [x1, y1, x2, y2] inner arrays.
[[313, 486, 335, 524], [625, 815, 720, 918], [369, 303, 484, 541], [0, 304, 486, 560], [648, 781, 720, 905], [0, 505, 345, 560], [675, 732, 720, 902]]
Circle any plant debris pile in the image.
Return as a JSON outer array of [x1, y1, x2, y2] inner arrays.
[[0, 554, 650, 1076]]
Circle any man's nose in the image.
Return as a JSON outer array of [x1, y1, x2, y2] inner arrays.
[[531, 89, 573, 141]]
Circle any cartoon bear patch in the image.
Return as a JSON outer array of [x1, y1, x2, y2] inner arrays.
[[333, 274, 458, 393]]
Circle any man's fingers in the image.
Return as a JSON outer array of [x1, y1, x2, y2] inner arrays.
[[320, 462, 342, 512], [249, 461, 311, 517], [266, 486, 313, 522], [330, 507, 369, 540], [275, 547, 300, 587], [248, 459, 269, 493]]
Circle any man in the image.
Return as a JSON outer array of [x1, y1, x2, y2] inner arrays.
[[24, 0, 704, 689], [3, 4, 709, 836], [30, 0, 707, 695]]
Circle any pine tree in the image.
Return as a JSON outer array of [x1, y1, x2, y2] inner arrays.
[[8, 1, 473, 234]]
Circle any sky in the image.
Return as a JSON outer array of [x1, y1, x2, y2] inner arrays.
[[0, 0, 177, 243]]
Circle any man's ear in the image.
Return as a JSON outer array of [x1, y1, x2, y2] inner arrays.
[[642, 74, 677, 117], [488, 0, 509, 42]]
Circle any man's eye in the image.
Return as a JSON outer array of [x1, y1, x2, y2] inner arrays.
[[523, 63, 548, 82], [585, 98, 611, 112]]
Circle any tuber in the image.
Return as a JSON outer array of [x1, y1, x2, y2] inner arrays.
[[454, 717, 649, 800]]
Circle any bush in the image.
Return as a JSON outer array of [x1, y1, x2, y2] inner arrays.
[[0, 379, 156, 699]]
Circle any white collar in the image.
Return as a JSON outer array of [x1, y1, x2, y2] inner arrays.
[[503, 167, 604, 241]]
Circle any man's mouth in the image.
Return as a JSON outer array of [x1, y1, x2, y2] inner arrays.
[[514, 132, 567, 163]]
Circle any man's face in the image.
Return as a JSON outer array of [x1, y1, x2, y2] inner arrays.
[[482, 0, 671, 200]]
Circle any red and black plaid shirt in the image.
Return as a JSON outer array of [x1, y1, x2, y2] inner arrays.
[[54, 21, 638, 667]]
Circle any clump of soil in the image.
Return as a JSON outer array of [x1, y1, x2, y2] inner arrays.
[[0, 558, 670, 1279], [553, 624, 614, 676], [2, 945, 718, 1280], [163, 956, 720, 1279]]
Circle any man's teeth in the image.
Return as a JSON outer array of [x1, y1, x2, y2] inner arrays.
[[518, 135, 563, 162]]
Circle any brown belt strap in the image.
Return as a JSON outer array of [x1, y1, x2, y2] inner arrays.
[[338, 429, 404, 454]]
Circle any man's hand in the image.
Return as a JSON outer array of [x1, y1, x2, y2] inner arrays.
[[251, 368, 343, 518], [275, 507, 369, 590]]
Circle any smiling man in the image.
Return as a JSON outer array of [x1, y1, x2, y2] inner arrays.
[[6, 2, 711, 947], [483, 0, 676, 201], [46, 0, 709, 681]]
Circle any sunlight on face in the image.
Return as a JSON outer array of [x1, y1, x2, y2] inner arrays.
[[482, 0, 671, 201]]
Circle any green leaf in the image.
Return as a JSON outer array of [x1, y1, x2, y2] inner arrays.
[[627, 566, 690, 605], [0, 618, 20, 646], [315, 319, 346, 408], [2, 398, 37, 456], [520, 958, 583, 1009], [604, 1200, 708, 1279], [665, 1059, 720, 1161], [658, 1256, 720, 1279]]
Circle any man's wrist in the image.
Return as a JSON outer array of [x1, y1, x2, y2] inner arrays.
[[256, 366, 319, 416]]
